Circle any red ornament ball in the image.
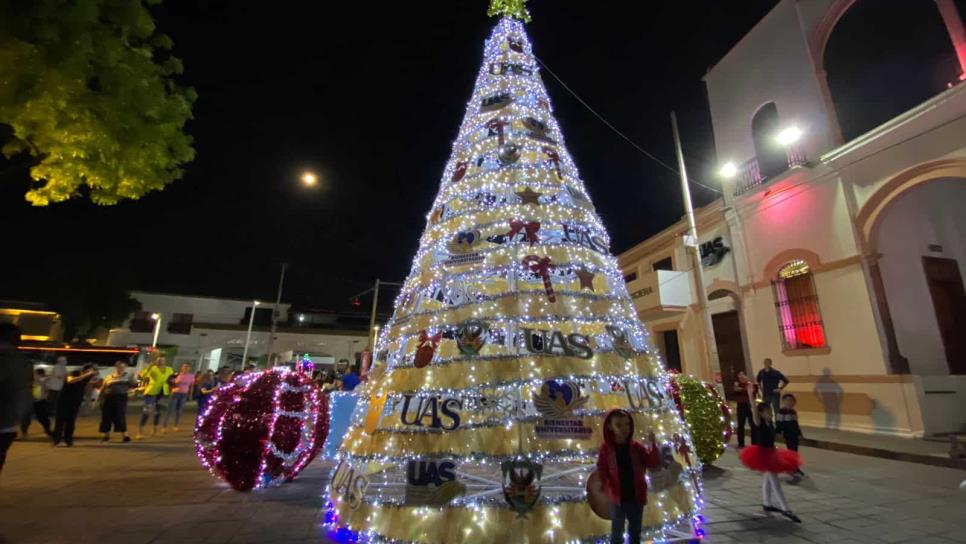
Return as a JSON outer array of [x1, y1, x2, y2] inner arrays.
[[194, 368, 329, 491]]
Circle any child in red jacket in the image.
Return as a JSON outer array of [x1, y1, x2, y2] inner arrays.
[[596, 409, 662, 544]]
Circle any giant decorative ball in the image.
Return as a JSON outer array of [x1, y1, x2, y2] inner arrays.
[[194, 368, 329, 491]]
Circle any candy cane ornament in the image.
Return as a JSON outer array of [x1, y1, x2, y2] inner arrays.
[[486, 118, 510, 146], [542, 146, 562, 180], [523, 255, 556, 302]]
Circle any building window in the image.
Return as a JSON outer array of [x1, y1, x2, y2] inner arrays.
[[129, 311, 155, 333], [652, 256, 673, 271], [623, 271, 638, 283], [773, 260, 827, 349], [751, 102, 788, 179], [167, 313, 193, 335]]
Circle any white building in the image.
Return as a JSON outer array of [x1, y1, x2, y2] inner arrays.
[[108, 291, 370, 372], [620, 0, 966, 437]]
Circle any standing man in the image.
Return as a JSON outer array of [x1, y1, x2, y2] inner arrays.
[[46, 355, 67, 416], [756, 358, 789, 416], [733, 371, 758, 448], [0, 323, 31, 474]]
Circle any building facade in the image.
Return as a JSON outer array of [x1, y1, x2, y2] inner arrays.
[[620, 0, 966, 437], [108, 291, 370, 372]]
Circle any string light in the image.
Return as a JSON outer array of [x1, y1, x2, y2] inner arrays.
[[194, 365, 329, 491], [325, 16, 703, 542]]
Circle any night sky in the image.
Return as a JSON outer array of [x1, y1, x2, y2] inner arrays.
[[1, 1, 780, 312]]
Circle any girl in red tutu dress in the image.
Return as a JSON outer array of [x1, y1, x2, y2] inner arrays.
[[739, 400, 802, 523]]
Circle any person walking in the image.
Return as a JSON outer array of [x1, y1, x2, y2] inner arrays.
[[137, 357, 173, 440], [46, 355, 67, 416], [20, 368, 52, 438], [0, 323, 31, 474], [99, 361, 136, 443], [733, 371, 758, 448], [163, 363, 194, 432], [739, 397, 802, 523], [51, 364, 98, 447], [756, 358, 789, 416]]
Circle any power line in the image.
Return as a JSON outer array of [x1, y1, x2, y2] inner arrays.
[[533, 54, 722, 195]]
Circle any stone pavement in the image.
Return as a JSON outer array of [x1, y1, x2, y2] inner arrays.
[[1, 407, 965, 544]]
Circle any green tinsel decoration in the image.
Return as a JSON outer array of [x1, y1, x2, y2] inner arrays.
[[487, 0, 532, 22], [677, 375, 728, 465]]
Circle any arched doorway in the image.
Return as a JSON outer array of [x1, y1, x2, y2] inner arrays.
[[870, 177, 966, 375], [823, 0, 962, 142], [751, 102, 787, 179], [709, 288, 749, 398]]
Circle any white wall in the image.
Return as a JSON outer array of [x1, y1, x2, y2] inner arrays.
[[875, 177, 966, 376], [704, 0, 836, 166], [129, 291, 291, 327]]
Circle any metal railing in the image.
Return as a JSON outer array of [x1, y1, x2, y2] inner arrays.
[[733, 146, 808, 196]]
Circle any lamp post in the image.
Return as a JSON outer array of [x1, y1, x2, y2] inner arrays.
[[264, 263, 287, 367], [241, 300, 260, 370], [670, 112, 723, 391], [151, 313, 162, 348]]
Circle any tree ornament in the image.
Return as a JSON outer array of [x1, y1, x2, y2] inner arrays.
[[516, 186, 542, 205], [456, 319, 488, 355], [487, 0, 532, 23], [481, 91, 513, 112], [671, 374, 732, 465], [575, 267, 596, 291], [499, 143, 521, 165], [522, 117, 554, 143], [507, 219, 540, 245], [542, 146, 563, 179], [194, 368, 329, 491], [502, 460, 542, 517], [485, 118, 510, 145], [507, 35, 524, 53], [413, 330, 443, 368], [522, 255, 556, 302], [451, 160, 468, 182]]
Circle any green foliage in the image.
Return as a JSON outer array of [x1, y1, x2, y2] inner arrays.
[[677, 375, 729, 465], [487, 0, 531, 23], [0, 0, 196, 205]]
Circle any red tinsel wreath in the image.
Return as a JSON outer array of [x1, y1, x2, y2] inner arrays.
[[194, 368, 329, 491]]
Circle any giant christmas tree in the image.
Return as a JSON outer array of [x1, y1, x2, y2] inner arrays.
[[325, 3, 703, 542]]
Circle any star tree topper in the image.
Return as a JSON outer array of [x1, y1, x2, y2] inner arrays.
[[488, 0, 531, 22]]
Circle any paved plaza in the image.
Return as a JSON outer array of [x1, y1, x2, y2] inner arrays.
[[1, 407, 964, 544]]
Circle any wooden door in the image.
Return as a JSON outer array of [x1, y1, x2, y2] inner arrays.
[[712, 310, 748, 399], [922, 257, 966, 374]]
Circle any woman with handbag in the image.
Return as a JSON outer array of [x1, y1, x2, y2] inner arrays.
[[99, 361, 137, 443]]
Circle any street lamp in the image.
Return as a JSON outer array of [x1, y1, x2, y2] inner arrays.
[[775, 125, 803, 146], [151, 313, 162, 348], [241, 300, 260, 369], [719, 162, 738, 179]]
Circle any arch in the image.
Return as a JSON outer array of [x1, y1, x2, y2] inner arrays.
[[751, 102, 787, 179], [857, 159, 966, 250], [707, 280, 740, 300], [762, 248, 822, 281], [819, 0, 961, 141]]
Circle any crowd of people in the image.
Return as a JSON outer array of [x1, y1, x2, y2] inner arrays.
[[1, 322, 368, 474]]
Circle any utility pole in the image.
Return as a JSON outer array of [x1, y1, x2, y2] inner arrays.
[[265, 262, 287, 367], [349, 278, 404, 354], [368, 278, 380, 350], [670, 112, 723, 390]]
